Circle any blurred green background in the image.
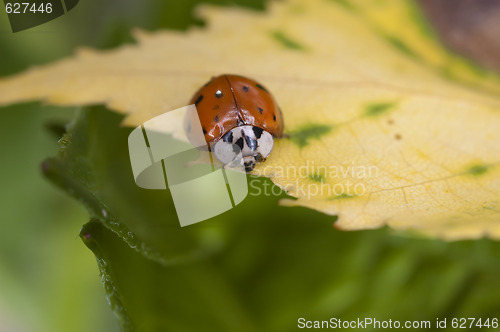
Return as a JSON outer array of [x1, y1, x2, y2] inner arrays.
[[1, 1, 500, 331]]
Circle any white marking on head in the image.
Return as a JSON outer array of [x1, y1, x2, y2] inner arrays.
[[214, 125, 274, 171]]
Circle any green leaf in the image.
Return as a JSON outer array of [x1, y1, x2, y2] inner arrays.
[[42, 106, 221, 265], [2, 0, 500, 239], [47, 106, 500, 331]]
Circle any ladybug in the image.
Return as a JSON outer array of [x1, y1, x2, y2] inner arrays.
[[186, 74, 284, 172]]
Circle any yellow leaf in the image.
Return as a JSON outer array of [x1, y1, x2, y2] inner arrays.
[[1, 0, 500, 240]]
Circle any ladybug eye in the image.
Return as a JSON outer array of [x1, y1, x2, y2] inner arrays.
[[215, 90, 223, 98]]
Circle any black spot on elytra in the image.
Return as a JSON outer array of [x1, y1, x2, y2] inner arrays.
[[215, 90, 223, 98], [223, 131, 233, 143], [256, 84, 268, 93], [194, 94, 203, 106], [242, 86, 249, 92], [214, 115, 219, 123], [273, 114, 277, 121], [252, 126, 263, 139], [258, 107, 264, 114], [202, 127, 207, 135], [233, 137, 244, 153]]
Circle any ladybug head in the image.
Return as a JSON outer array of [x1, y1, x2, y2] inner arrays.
[[213, 125, 274, 172]]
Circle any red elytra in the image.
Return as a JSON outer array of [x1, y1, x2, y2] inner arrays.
[[188, 74, 284, 146]]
